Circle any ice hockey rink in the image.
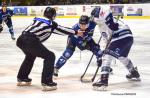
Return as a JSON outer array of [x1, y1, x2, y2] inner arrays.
[[0, 17, 150, 98]]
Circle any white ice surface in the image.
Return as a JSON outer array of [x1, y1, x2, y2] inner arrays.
[[0, 17, 150, 98]]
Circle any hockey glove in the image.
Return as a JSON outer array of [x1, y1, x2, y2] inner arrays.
[[77, 36, 87, 50]]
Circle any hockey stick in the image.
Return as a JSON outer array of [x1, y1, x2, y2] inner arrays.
[[80, 35, 102, 82], [91, 64, 101, 82], [81, 15, 122, 83]]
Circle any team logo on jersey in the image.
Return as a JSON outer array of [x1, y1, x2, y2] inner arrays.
[[115, 48, 120, 53], [115, 48, 120, 57], [59, 58, 66, 64]]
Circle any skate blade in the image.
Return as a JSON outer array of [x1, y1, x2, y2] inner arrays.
[[11, 38, 16, 40], [93, 86, 107, 91], [42, 86, 57, 91], [127, 78, 141, 81], [53, 74, 58, 77], [17, 82, 31, 86]]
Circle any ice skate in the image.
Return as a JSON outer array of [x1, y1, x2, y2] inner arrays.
[[42, 82, 57, 91], [126, 67, 141, 81], [17, 78, 32, 86], [11, 34, 16, 40], [53, 67, 59, 77], [93, 74, 109, 91]]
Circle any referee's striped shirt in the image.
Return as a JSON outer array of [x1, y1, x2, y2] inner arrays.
[[23, 17, 76, 42]]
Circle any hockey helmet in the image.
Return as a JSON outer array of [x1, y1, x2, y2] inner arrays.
[[44, 7, 56, 20], [2, 2, 7, 7], [79, 15, 90, 24]]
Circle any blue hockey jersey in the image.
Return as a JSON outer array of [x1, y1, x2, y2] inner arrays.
[[0, 8, 13, 21]]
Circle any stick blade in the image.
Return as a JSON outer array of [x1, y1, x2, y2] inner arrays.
[[80, 78, 92, 83]]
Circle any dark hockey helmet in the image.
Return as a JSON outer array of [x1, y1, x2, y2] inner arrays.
[[79, 15, 90, 24], [44, 7, 56, 20], [2, 2, 7, 7]]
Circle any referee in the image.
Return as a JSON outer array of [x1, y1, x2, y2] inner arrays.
[[16, 7, 83, 91]]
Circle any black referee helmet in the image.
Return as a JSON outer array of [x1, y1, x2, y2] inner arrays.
[[44, 7, 56, 20]]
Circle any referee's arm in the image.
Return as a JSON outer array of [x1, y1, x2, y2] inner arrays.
[[53, 25, 77, 35], [52, 21, 84, 37]]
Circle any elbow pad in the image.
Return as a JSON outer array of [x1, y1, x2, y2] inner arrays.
[[105, 13, 119, 31], [108, 22, 119, 31]]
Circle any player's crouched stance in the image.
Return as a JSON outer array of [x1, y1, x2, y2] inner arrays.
[[0, 2, 15, 40], [16, 7, 81, 91], [91, 7, 140, 91], [54, 15, 104, 77]]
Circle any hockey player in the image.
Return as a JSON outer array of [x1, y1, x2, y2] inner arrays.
[[16, 7, 83, 91], [54, 15, 104, 77], [90, 7, 140, 90], [0, 2, 15, 40]]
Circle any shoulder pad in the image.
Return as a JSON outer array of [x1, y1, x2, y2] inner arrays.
[[72, 23, 79, 30]]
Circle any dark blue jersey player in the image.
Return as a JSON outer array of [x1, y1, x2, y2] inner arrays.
[[0, 2, 15, 40], [54, 15, 103, 77]]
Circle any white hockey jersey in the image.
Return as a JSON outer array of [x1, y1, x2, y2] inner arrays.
[[92, 7, 132, 43]]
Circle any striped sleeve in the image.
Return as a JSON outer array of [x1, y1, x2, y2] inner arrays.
[[53, 25, 76, 36]]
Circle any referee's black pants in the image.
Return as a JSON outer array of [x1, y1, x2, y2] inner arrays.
[[16, 34, 55, 83]]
